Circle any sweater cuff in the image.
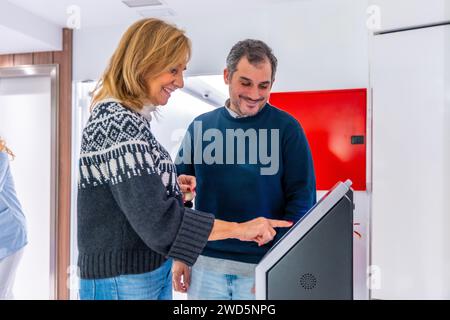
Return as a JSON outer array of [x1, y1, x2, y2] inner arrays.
[[167, 208, 214, 266]]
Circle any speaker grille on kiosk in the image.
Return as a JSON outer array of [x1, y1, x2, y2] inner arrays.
[[300, 273, 317, 290]]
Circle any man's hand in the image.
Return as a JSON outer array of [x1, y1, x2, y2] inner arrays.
[[234, 217, 293, 247], [172, 260, 191, 293]]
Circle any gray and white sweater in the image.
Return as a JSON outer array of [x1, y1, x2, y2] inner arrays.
[[77, 99, 214, 279]]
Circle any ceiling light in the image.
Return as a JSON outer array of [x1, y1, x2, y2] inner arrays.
[[122, 0, 164, 8]]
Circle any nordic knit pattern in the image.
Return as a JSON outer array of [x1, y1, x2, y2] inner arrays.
[[77, 100, 214, 279]]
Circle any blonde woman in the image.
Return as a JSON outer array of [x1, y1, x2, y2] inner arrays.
[[77, 18, 292, 300], [0, 138, 27, 299]]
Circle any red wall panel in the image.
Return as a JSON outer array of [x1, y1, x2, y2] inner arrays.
[[270, 88, 367, 191]]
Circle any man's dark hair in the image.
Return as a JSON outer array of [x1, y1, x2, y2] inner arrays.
[[226, 39, 278, 82]]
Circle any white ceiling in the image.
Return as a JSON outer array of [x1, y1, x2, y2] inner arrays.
[[7, 0, 303, 28], [1, 0, 306, 54]]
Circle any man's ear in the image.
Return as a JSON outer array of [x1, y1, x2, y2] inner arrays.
[[224, 68, 230, 85]]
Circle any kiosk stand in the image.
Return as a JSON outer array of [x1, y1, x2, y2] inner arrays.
[[255, 180, 354, 300]]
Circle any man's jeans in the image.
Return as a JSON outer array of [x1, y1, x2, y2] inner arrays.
[[79, 259, 172, 300], [188, 263, 255, 300]]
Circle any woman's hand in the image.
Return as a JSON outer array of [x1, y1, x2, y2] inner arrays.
[[234, 217, 293, 247], [172, 260, 191, 293], [177, 174, 196, 192], [209, 217, 293, 246], [177, 174, 196, 201]]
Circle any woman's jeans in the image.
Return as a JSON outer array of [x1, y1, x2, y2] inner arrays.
[[79, 259, 172, 300]]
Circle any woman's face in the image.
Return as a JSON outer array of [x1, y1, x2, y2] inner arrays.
[[146, 62, 187, 106]]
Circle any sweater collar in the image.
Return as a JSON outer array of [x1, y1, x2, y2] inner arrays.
[[139, 104, 157, 121], [222, 102, 271, 122], [224, 99, 268, 119], [93, 97, 156, 121]]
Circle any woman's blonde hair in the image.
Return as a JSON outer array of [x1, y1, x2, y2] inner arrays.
[[91, 18, 191, 111], [0, 137, 15, 159]]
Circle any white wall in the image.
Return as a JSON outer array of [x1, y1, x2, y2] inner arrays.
[[446, 5, 450, 301], [369, 0, 448, 30], [73, 23, 129, 82], [0, 0, 61, 54], [73, 0, 370, 91], [369, 5, 450, 298], [0, 76, 53, 299], [267, 0, 369, 92]]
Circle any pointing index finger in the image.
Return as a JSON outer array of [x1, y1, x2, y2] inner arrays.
[[268, 219, 294, 228]]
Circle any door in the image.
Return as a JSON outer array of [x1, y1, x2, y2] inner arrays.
[[0, 69, 57, 299]]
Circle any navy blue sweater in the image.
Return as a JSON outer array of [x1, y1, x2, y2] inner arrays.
[[176, 104, 316, 264]]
